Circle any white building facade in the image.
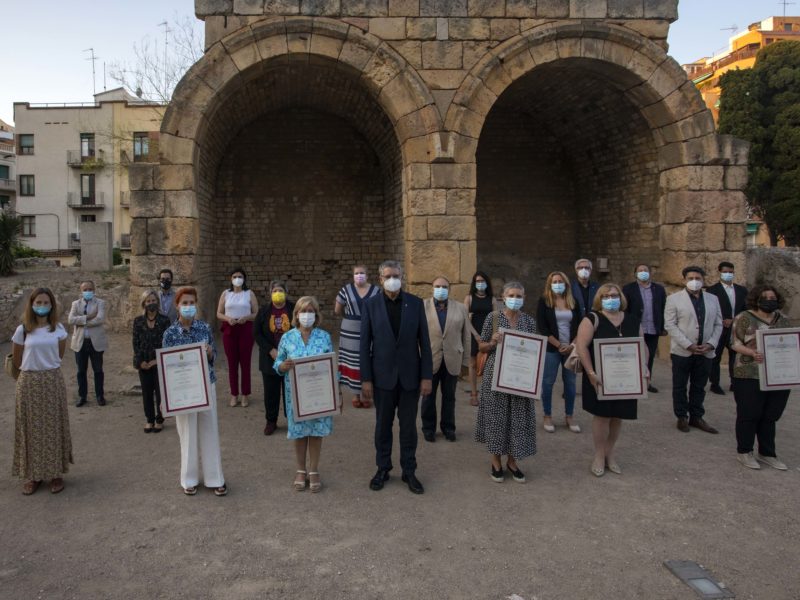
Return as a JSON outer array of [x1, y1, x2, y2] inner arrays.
[[0, 118, 15, 212]]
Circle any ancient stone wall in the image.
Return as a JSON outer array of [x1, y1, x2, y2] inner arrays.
[[746, 247, 800, 325]]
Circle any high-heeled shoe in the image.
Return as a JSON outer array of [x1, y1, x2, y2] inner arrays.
[[565, 417, 581, 433], [240, 395, 249, 407], [543, 417, 555, 433], [229, 396, 238, 407], [309, 472, 322, 493], [605, 460, 622, 474], [293, 470, 307, 491]]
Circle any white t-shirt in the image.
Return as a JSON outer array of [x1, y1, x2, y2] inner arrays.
[[224, 289, 252, 320], [12, 323, 68, 371]]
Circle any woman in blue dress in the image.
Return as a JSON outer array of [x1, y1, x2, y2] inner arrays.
[[275, 296, 339, 493]]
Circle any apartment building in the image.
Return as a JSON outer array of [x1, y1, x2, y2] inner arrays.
[[13, 88, 163, 264], [0, 118, 14, 212]]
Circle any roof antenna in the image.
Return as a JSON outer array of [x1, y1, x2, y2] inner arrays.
[[83, 48, 98, 96]]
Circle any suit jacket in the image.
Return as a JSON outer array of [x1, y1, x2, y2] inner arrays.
[[664, 290, 723, 358], [424, 297, 471, 375], [360, 290, 433, 391], [570, 280, 600, 317], [254, 301, 295, 374], [535, 297, 581, 353], [706, 282, 747, 322], [68, 297, 108, 352], [622, 281, 667, 335]]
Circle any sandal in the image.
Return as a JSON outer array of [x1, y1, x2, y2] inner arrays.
[[351, 397, 363, 408], [152, 422, 163, 433], [590, 461, 605, 477], [240, 396, 249, 408], [293, 470, 307, 491], [360, 399, 373, 409], [144, 423, 154, 433], [50, 478, 65, 494], [183, 486, 198, 495], [308, 471, 322, 493], [229, 396, 238, 407], [470, 392, 479, 406], [214, 484, 228, 496], [22, 480, 41, 495], [605, 460, 622, 474]]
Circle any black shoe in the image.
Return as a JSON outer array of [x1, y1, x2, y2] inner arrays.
[[97, 397, 107, 406], [709, 384, 725, 395], [443, 431, 456, 442], [401, 472, 424, 494], [423, 432, 436, 443], [75, 398, 87, 407], [647, 384, 659, 393], [369, 469, 390, 491], [490, 466, 504, 483], [676, 417, 690, 432], [506, 464, 525, 483], [156, 414, 165, 425], [689, 417, 719, 434]]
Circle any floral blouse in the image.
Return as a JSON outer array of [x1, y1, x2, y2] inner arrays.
[[132, 313, 171, 370], [162, 319, 218, 384], [730, 310, 791, 380]]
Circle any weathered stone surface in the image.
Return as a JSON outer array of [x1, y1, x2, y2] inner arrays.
[[420, 68, 467, 89], [431, 163, 476, 188], [437, 17, 449, 39], [264, 0, 301, 13], [490, 18, 519, 40], [339, 27, 377, 69], [459, 240, 477, 283], [448, 18, 490, 40], [130, 255, 196, 287], [661, 223, 726, 252], [446, 189, 475, 215], [390, 0, 419, 16], [405, 216, 429, 240], [407, 17, 437, 39], [724, 166, 748, 190], [407, 188, 447, 214], [154, 165, 195, 191], [660, 166, 725, 191], [158, 133, 196, 165], [644, 0, 677, 20], [233, 0, 265, 15], [607, 0, 642, 18], [570, 0, 606, 18], [196, 0, 234, 16], [536, 0, 569, 18], [369, 17, 407, 39], [130, 191, 165, 219], [407, 164, 432, 189], [506, 0, 537, 18], [427, 215, 475, 240], [420, 0, 468, 17], [164, 191, 199, 218], [408, 240, 461, 282], [662, 191, 747, 224], [129, 219, 148, 256], [129, 165, 155, 191], [341, 0, 388, 16], [300, 0, 341, 15], [467, 0, 504, 17], [625, 19, 670, 39], [422, 41, 464, 68], [725, 224, 747, 252], [388, 40, 422, 67], [147, 218, 201, 255]]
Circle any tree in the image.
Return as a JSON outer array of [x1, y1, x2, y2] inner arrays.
[[0, 211, 22, 276], [719, 41, 800, 246]]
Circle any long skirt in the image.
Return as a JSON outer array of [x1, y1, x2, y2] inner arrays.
[[338, 316, 364, 392], [13, 368, 73, 480]]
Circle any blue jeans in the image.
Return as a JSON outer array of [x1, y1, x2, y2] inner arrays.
[[542, 351, 576, 416]]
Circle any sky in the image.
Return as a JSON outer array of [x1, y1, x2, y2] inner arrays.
[[0, 0, 788, 125]]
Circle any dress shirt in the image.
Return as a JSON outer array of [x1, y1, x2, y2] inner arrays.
[[383, 291, 403, 339], [638, 284, 656, 335], [689, 292, 705, 344]]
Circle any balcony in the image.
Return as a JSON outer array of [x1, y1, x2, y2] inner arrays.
[[67, 191, 105, 209], [0, 178, 15, 191], [69, 233, 80, 248], [0, 143, 14, 157], [66, 150, 106, 169], [120, 233, 131, 249]]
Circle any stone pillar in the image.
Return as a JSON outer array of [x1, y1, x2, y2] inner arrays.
[[80, 222, 113, 271]]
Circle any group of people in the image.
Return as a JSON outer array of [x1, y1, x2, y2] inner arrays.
[[8, 256, 793, 496]]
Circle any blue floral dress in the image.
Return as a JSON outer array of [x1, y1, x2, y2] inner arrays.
[[274, 328, 336, 439]]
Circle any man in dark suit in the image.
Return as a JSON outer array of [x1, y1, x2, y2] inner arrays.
[[623, 263, 667, 393], [706, 261, 747, 395], [570, 258, 600, 317], [361, 260, 433, 495]]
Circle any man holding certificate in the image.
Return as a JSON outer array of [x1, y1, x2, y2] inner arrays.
[[729, 285, 793, 470]]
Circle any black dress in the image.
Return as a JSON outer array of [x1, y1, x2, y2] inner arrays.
[[581, 311, 640, 420], [469, 293, 493, 356]]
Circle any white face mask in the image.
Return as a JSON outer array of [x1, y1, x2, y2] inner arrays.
[[578, 268, 590, 280], [383, 276, 402, 293], [232, 277, 244, 287], [298, 312, 315, 328], [686, 280, 703, 292]]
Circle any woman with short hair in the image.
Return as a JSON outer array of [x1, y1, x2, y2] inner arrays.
[[132, 289, 171, 432]]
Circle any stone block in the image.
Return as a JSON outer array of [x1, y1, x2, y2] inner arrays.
[[447, 17, 490, 39], [607, 0, 643, 17], [407, 17, 437, 39], [341, 0, 388, 15], [420, 0, 468, 17], [129, 219, 148, 256], [390, 0, 420, 16], [427, 215, 475, 240], [660, 166, 724, 191], [406, 216, 429, 240], [310, 31, 345, 58], [369, 17, 407, 39], [644, 0, 677, 20], [431, 163, 476, 188], [625, 19, 670, 39], [421, 41, 464, 68], [432, 89, 457, 118], [396, 105, 444, 140], [420, 68, 467, 89], [660, 223, 725, 252], [467, 0, 504, 16], [158, 133, 196, 166], [446, 189, 475, 215], [339, 27, 377, 70], [407, 164, 432, 189], [128, 164, 155, 191], [287, 31, 312, 53], [130, 255, 196, 287], [379, 69, 426, 120], [459, 240, 477, 283], [463, 40, 497, 69], [662, 191, 747, 224], [255, 26, 290, 59], [264, 0, 301, 12], [341, 16, 369, 28], [570, 0, 606, 18], [196, 0, 234, 16], [233, 0, 265, 14], [154, 165, 195, 191], [490, 19, 519, 40], [529, 39, 559, 65], [408, 240, 461, 282], [362, 44, 406, 91], [444, 104, 483, 138], [130, 191, 166, 219], [437, 17, 449, 39], [407, 188, 447, 214], [725, 224, 747, 252], [537, 0, 569, 18], [451, 132, 478, 163], [148, 218, 201, 255], [300, 0, 341, 15], [389, 40, 423, 68], [165, 191, 199, 218], [452, 75, 495, 116], [724, 166, 748, 190], [506, 0, 537, 18]]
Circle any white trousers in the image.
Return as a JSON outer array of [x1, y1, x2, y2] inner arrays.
[[175, 385, 225, 489]]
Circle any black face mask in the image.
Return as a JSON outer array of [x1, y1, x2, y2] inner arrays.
[[160, 280, 172, 290], [758, 299, 779, 313], [145, 303, 159, 313]]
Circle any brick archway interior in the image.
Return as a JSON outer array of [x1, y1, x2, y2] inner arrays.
[[195, 59, 403, 315], [476, 58, 660, 293]]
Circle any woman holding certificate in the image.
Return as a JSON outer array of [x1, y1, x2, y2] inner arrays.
[[729, 285, 792, 470], [474, 281, 537, 484], [162, 287, 227, 497], [575, 283, 643, 477], [275, 296, 338, 493]]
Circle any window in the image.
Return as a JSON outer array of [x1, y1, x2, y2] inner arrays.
[[19, 134, 34, 155], [133, 132, 149, 161], [19, 175, 35, 196], [80, 133, 95, 159], [0, 195, 9, 208], [0, 165, 9, 179], [21, 216, 35, 237], [785, 23, 793, 32], [80, 215, 96, 223], [80, 174, 95, 204]]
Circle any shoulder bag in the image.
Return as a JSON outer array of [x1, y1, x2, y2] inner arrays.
[[476, 311, 499, 377], [564, 312, 598, 374]]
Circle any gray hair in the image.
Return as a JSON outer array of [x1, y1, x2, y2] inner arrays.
[[502, 280, 525, 295], [140, 289, 159, 308], [574, 258, 593, 270], [269, 279, 288, 293], [378, 260, 403, 276]]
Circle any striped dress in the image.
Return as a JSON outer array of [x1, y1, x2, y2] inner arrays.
[[337, 283, 379, 392]]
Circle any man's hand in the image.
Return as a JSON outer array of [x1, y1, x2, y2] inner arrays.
[[723, 319, 733, 328], [420, 379, 432, 397], [687, 344, 699, 354], [362, 382, 373, 402], [696, 343, 713, 354]]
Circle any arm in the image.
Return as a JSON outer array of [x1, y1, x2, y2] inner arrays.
[[273, 336, 292, 374], [418, 302, 433, 395], [706, 296, 724, 351], [254, 308, 268, 350], [575, 316, 599, 387], [334, 300, 344, 317], [464, 294, 472, 313], [461, 306, 471, 367], [85, 299, 106, 327], [67, 301, 86, 326], [360, 303, 374, 401], [216, 292, 230, 324], [12, 342, 23, 370], [663, 296, 695, 351], [132, 320, 146, 369], [59, 337, 67, 359], [245, 292, 259, 322]]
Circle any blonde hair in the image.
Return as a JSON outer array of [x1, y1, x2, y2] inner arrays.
[[140, 289, 159, 309], [292, 296, 322, 328], [592, 283, 627, 312], [543, 271, 576, 309]]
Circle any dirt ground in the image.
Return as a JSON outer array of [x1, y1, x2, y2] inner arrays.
[[0, 330, 798, 600]]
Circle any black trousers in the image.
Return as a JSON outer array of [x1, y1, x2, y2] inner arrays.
[[710, 327, 735, 386], [374, 385, 420, 474], [671, 353, 712, 419], [139, 368, 163, 424], [643, 333, 659, 376], [732, 377, 789, 456], [262, 372, 285, 423], [421, 363, 457, 435], [75, 338, 104, 401]]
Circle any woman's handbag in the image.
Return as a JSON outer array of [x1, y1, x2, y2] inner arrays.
[[476, 311, 499, 377], [564, 312, 598, 374]]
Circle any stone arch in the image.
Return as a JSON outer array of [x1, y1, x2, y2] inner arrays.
[[444, 22, 748, 289]]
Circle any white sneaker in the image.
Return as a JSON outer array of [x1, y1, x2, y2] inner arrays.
[[756, 454, 788, 470], [737, 452, 760, 470]]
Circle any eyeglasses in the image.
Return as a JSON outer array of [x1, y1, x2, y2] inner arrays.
[[601, 294, 620, 299]]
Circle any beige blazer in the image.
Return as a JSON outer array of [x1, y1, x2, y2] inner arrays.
[[424, 297, 471, 375], [664, 289, 723, 358], [68, 297, 108, 352]]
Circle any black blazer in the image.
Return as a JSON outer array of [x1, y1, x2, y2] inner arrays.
[[535, 297, 581, 353], [360, 291, 433, 392], [622, 281, 667, 335], [254, 301, 295, 374], [707, 282, 747, 322]]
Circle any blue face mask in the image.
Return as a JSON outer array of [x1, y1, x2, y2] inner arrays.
[[433, 287, 449, 301], [33, 306, 51, 316], [551, 282, 566, 295], [636, 271, 650, 282], [720, 272, 734, 283], [504, 297, 523, 311], [82, 291, 94, 301], [602, 297, 621, 312], [475, 281, 487, 292], [179, 305, 197, 319]]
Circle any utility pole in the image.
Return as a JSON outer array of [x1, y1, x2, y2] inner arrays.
[[158, 21, 171, 99], [84, 48, 98, 96]]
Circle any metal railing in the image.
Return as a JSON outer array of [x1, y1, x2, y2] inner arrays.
[[66, 150, 105, 168], [68, 233, 81, 248], [67, 191, 105, 208], [691, 45, 761, 80], [0, 178, 15, 191]]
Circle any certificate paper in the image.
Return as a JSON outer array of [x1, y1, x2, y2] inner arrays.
[[289, 352, 340, 422], [594, 337, 647, 400], [757, 328, 800, 391], [156, 342, 212, 416], [490, 328, 547, 400]]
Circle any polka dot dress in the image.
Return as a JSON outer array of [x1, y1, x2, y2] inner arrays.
[[474, 310, 538, 460]]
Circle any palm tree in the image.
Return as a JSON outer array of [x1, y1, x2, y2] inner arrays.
[[0, 211, 22, 276]]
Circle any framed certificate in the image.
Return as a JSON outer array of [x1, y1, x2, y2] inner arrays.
[[289, 352, 340, 422], [757, 328, 800, 391], [490, 328, 547, 400], [594, 337, 648, 400], [156, 342, 212, 416]]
